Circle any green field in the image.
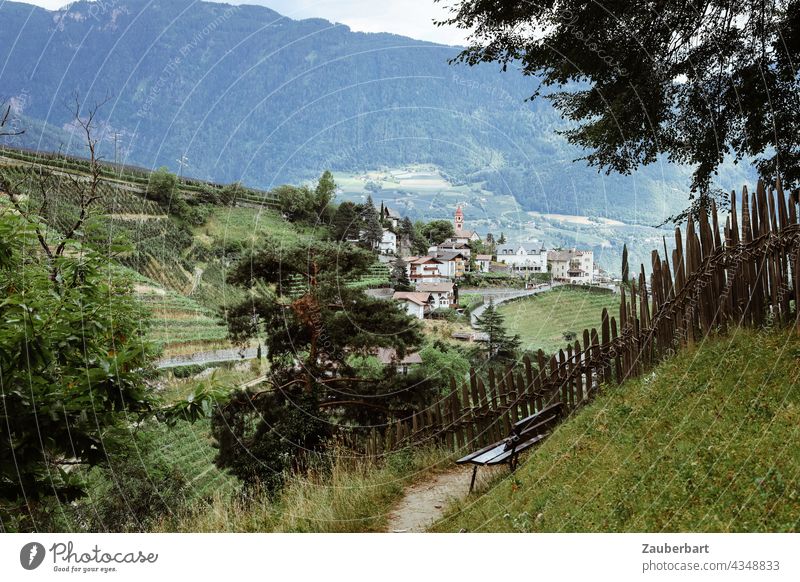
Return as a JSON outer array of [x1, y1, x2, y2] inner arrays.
[[197, 206, 315, 247], [432, 328, 800, 532], [498, 287, 620, 354]]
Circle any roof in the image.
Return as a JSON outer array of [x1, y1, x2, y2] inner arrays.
[[416, 282, 453, 293], [392, 291, 431, 306], [452, 230, 478, 239], [476, 254, 492, 260], [498, 243, 545, 255], [410, 256, 443, 265], [439, 241, 469, 249], [435, 251, 467, 261], [375, 347, 422, 365], [384, 207, 402, 219], [547, 250, 575, 262]]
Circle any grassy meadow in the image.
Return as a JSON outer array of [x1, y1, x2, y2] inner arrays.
[[498, 286, 620, 354], [432, 327, 800, 532]]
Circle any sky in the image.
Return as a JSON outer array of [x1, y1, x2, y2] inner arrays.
[[20, 0, 471, 45]]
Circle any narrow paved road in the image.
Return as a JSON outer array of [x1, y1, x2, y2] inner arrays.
[[156, 346, 259, 369]]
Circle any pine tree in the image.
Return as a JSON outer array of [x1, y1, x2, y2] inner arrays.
[[497, 232, 506, 245], [621, 243, 629, 283], [361, 195, 383, 250], [474, 299, 520, 361], [332, 201, 358, 241], [391, 257, 412, 291]]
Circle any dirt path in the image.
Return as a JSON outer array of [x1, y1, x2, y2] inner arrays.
[[385, 466, 474, 533]]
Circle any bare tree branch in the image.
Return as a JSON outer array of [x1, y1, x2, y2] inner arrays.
[[0, 102, 24, 137]]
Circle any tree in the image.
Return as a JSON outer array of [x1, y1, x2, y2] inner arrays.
[[147, 167, 178, 206], [332, 200, 359, 241], [420, 219, 455, 246], [396, 217, 427, 255], [474, 299, 521, 361], [217, 237, 425, 490], [621, 243, 630, 283], [0, 210, 157, 520], [314, 170, 336, 221], [497, 232, 506, 245], [443, 0, 800, 215], [360, 195, 383, 250], [273, 184, 316, 223], [0, 102, 24, 137], [391, 257, 413, 291]]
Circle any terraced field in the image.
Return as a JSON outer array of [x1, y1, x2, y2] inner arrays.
[[136, 284, 231, 357], [148, 420, 237, 501], [498, 286, 619, 355]]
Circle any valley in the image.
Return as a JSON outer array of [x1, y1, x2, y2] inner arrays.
[[335, 164, 674, 276]]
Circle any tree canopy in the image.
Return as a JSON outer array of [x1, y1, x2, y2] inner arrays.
[[217, 237, 428, 490], [474, 299, 521, 361], [442, 0, 800, 213]]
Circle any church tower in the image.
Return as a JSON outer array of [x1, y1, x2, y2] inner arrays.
[[454, 205, 464, 234]]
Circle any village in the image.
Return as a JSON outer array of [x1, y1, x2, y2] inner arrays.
[[374, 203, 609, 320]]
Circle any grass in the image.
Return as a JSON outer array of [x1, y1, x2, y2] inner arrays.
[[198, 206, 314, 247], [499, 286, 620, 354], [431, 327, 800, 532], [155, 445, 454, 532]]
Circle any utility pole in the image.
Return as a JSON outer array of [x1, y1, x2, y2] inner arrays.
[[113, 132, 120, 166], [176, 155, 189, 181]]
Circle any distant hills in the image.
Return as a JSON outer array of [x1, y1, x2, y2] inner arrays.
[[0, 0, 753, 223]]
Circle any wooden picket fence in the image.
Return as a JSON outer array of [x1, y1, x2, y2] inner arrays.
[[358, 180, 800, 458]]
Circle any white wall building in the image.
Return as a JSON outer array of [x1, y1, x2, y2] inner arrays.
[[416, 282, 455, 309], [378, 229, 397, 255], [548, 249, 594, 283], [392, 291, 431, 319], [475, 254, 492, 273], [496, 243, 548, 274], [406, 256, 448, 283]]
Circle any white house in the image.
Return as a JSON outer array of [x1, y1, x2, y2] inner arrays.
[[475, 254, 492, 273], [438, 241, 472, 259], [547, 249, 594, 283], [381, 206, 401, 230], [416, 282, 455, 309], [392, 291, 432, 319], [433, 251, 468, 279], [496, 243, 548, 274], [378, 229, 397, 255], [406, 256, 448, 283]]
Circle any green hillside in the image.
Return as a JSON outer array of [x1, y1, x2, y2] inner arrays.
[[0, 149, 310, 356], [432, 328, 800, 532], [499, 287, 620, 354]]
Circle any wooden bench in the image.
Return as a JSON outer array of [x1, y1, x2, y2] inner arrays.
[[456, 402, 564, 493]]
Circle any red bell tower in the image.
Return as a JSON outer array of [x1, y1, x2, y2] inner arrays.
[[454, 205, 464, 234]]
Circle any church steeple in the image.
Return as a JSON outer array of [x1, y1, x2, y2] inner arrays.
[[454, 205, 464, 234]]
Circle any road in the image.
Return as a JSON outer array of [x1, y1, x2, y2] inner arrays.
[[156, 346, 260, 369]]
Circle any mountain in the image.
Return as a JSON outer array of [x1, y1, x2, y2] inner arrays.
[[0, 0, 752, 223]]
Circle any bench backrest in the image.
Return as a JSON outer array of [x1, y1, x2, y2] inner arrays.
[[512, 402, 563, 436]]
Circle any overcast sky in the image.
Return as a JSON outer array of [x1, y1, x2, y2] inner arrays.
[[21, 0, 470, 45]]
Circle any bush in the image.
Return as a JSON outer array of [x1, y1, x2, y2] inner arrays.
[[147, 167, 178, 205], [68, 431, 189, 532], [428, 307, 461, 322]]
